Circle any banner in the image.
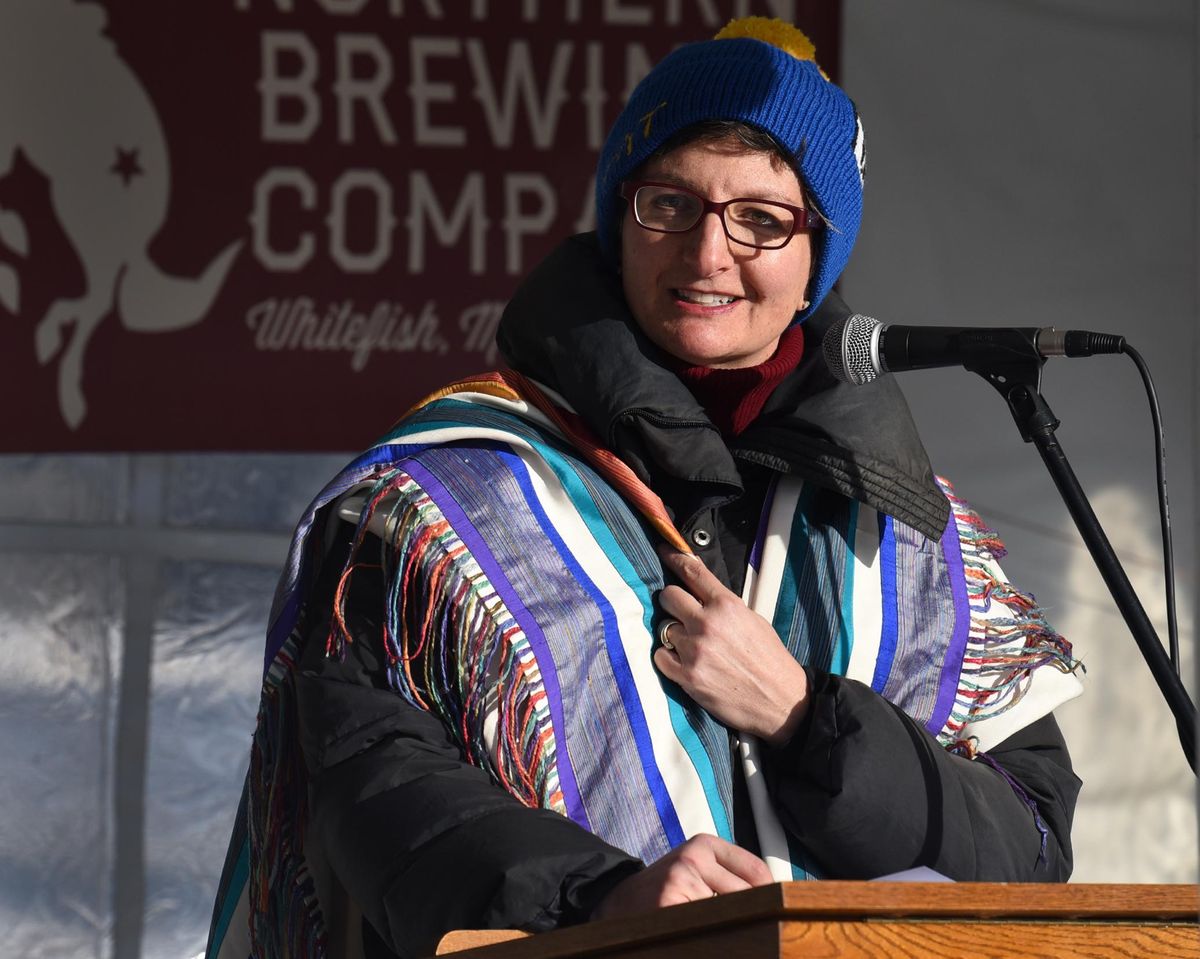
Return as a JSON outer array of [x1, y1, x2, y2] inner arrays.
[[0, 0, 838, 451]]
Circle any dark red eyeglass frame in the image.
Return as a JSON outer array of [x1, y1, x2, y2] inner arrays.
[[619, 180, 824, 250]]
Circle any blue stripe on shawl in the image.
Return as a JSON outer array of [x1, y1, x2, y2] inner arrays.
[[928, 505, 971, 734], [495, 448, 689, 847], [871, 513, 899, 692], [401, 456, 591, 831], [828, 499, 858, 675]]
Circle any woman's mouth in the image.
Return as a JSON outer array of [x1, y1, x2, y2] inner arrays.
[[672, 289, 738, 306]]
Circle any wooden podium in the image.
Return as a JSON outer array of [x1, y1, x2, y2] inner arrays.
[[435, 882, 1198, 958]]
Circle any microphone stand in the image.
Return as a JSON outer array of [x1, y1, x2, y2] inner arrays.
[[963, 335, 1196, 774]]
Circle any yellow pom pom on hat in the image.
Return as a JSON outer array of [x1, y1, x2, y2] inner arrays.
[[714, 15, 819, 66], [595, 16, 864, 321]]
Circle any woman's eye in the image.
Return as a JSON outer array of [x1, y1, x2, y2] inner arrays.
[[740, 206, 784, 228], [729, 203, 795, 239], [651, 192, 691, 213]]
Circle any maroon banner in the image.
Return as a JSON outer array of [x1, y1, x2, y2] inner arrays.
[[0, 0, 839, 451]]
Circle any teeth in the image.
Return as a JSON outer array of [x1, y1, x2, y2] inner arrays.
[[676, 290, 736, 306]]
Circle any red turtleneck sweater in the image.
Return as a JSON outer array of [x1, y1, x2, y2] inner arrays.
[[671, 325, 806, 437]]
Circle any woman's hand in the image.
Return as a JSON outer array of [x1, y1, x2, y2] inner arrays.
[[654, 547, 809, 744], [591, 834, 773, 920]]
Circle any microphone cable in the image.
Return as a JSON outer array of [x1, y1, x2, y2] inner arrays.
[[1123, 343, 1180, 677]]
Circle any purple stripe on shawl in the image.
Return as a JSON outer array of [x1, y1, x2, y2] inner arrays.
[[927, 508, 970, 734], [870, 513, 899, 692], [403, 458, 590, 830], [747, 476, 779, 573]]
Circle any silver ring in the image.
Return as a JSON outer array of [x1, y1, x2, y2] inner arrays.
[[657, 619, 681, 650]]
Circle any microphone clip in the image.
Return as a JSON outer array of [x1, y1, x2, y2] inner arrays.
[[957, 329, 1054, 443]]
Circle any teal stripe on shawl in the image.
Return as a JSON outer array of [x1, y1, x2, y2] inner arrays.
[[206, 839, 248, 957], [772, 485, 856, 673], [768, 483, 853, 883], [786, 832, 822, 881], [771, 483, 812, 663]]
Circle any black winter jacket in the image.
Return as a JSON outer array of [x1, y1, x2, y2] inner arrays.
[[294, 235, 1081, 958]]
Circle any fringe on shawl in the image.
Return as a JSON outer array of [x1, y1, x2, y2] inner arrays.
[[933, 479, 1079, 867], [937, 477, 1081, 749], [247, 634, 329, 958], [327, 467, 566, 814]]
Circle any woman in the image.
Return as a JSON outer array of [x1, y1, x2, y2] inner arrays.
[[208, 18, 1083, 959]]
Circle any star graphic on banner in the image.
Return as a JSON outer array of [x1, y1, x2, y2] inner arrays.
[[110, 147, 144, 186]]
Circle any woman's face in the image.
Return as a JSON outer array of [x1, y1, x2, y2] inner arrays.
[[620, 137, 814, 369]]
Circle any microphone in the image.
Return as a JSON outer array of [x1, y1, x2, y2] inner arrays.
[[822, 313, 1126, 385]]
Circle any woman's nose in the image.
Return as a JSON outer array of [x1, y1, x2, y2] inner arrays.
[[685, 211, 735, 274]]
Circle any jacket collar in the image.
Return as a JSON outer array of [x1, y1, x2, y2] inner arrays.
[[497, 233, 948, 540]]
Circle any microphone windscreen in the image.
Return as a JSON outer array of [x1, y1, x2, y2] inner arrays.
[[822, 313, 882, 385]]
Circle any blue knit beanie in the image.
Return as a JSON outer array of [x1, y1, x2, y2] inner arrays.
[[595, 18, 865, 321]]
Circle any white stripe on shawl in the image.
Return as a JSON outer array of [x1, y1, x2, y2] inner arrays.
[[844, 504, 884, 687], [737, 735, 791, 881], [379, 425, 556, 451], [739, 477, 805, 881], [746, 478, 804, 621]]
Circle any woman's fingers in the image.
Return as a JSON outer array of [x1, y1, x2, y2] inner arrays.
[[659, 547, 725, 605], [658, 583, 703, 622], [708, 834, 776, 886], [653, 544, 810, 743], [649, 834, 771, 896], [590, 835, 774, 921], [653, 643, 683, 678]]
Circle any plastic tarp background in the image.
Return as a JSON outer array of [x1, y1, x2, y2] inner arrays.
[[0, 454, 349, 958], [0, 2, 1195, 957]]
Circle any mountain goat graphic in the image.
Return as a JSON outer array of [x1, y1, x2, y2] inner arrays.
[[0, 0, 242, 428]]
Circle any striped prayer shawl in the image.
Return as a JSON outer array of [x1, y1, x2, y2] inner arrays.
[[208, 371, 1082, 959]]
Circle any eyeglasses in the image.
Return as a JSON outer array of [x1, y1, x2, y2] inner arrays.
[[620, 180, 823, 250]]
